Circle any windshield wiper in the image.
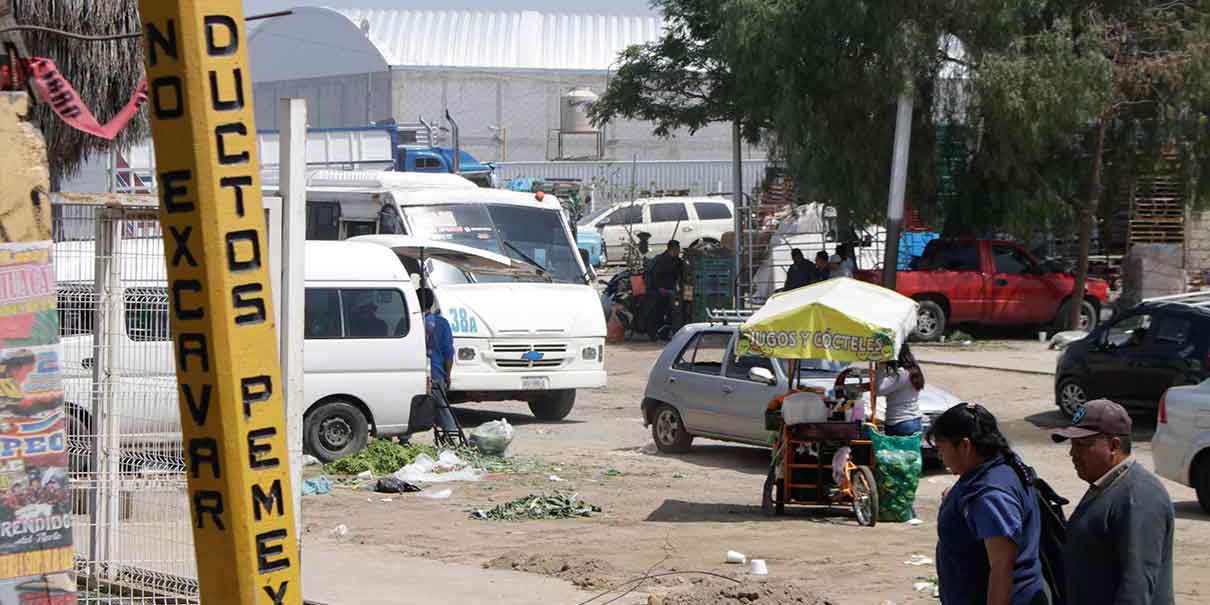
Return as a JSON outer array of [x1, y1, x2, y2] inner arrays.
[[502, 241, 553, 282]]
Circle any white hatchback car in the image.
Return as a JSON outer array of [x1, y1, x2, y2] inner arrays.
[[1153, 378, 1210, 512]]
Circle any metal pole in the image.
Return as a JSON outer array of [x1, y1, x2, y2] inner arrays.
[[278, 98, 307, 550], [88, 209, 121, 578], [882, 92, 914, 289], [732, 120, 743, 308]]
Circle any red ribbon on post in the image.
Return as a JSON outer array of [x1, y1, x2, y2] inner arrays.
[[21, 57, 148, 140]]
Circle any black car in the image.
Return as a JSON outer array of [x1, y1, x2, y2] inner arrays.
[[1055, 300, 1210, 416]]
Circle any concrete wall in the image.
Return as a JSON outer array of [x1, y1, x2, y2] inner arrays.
[[249, 68, 757, 163], [1186, 206, 1210, 278], [1, 93, 52, 241], [253, 72, 393, 130], [388, 69, 743, 163]]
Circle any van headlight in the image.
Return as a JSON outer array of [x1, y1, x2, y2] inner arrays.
[[582, 346, 598, 361], [458, 347, 477, 361]]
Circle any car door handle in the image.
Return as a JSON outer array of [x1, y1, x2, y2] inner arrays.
[[682, 226, 694, 232], [722, 385, 734, 394], [668, 376, 677, 384], [994, 279, 1008, 287]]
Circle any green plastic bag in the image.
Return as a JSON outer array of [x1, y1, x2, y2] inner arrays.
[[870, 429, 922, 523]]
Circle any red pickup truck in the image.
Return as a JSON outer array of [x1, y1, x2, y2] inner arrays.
[[857, 239, 1111, 341]]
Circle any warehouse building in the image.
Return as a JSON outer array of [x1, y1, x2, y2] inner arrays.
[[247, 7, 757, 163]]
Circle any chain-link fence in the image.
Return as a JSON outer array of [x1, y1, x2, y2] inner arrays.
[[54, 200, 198, 604]]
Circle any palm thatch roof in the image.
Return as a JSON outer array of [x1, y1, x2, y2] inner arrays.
[[7, 0, 147, 183]]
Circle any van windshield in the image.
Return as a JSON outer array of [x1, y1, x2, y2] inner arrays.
[[402, 203, 583, 284]]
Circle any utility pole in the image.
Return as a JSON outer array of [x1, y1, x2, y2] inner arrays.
[[732, 119, 743, 307], [881, 92, 914, 289], [136, 1, 301, 603]]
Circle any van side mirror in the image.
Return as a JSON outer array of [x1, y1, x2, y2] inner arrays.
[[748, 367, 777, 386]]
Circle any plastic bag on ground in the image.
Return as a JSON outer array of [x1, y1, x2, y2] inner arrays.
[[393, 451, 483, 483], [375, 477, 421, 494], [470, 419, 515, 458], [302, 476, 332, 496], [870, 429, 922, 523]]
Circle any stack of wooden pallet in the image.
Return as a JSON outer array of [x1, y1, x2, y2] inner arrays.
[[1128, 158, 1186, 246]]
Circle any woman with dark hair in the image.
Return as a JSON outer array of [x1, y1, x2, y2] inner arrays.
[[876, 344, 925, 436], [929, 403, 1049, 605]]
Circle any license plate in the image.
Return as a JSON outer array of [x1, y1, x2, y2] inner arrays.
[[522, 377, 549, 390]]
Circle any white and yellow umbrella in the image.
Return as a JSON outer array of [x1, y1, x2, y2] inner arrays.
[[737, 278, 918, 363]]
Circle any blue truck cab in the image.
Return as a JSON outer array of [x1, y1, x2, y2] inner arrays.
[[399, 147, 494, 187]]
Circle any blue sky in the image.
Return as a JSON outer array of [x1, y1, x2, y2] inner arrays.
[[244, 0, 657, 15]]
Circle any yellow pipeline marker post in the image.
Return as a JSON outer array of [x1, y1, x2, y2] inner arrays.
[[136, 2, 299, 603]]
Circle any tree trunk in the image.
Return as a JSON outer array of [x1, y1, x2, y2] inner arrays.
[[1069, 120, 1107, 330]]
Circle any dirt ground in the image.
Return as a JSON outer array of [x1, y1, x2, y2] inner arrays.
[[301, 341, 1210, 604]]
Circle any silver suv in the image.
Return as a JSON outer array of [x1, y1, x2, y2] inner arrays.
[[641, 323, 960, 455]]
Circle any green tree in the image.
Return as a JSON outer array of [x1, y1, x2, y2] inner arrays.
[[966, 1, 1210, 328]]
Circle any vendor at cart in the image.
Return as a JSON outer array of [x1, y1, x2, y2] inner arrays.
[[875, 344, 925, 436]]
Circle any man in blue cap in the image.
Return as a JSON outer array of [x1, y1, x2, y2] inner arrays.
[[1052, 399, 1174, 605]]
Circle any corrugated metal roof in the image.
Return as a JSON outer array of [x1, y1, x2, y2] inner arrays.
[[329, 8, 664, 71]]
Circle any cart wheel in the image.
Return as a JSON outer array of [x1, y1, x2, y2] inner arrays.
[[851, 465, 878, 527], [761, 468, 784, 516]]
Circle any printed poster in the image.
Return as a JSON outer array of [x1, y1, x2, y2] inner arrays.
[[0, 242, 71, 579], [0, 572, 77, 604]]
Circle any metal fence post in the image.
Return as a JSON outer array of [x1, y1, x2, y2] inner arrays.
[[89, 207, 123, 579]]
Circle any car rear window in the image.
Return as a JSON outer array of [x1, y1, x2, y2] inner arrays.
[[673, 332, 731, 376], [650, 203, 689, 223], [694, 203, 732, 221]]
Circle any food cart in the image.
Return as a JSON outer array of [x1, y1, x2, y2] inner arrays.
[[736, 278, 919, 525]]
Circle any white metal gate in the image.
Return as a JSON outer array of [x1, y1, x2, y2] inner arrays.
[[55, 201, 199, 603]]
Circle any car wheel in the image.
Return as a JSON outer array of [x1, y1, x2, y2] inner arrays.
[[305, 400, 369, 463], [1195, 458, 1210, 514], [914, 300, 947, 342], [651, 404, 694, 453], [1055, 299, 1098, 333], [1056, 377, 1088, 418], [528, 390, 576, 420]]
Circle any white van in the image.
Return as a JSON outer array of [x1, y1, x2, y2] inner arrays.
[[56, 239, 428, 462], [283, 170, 608, 421], [580, 196, 735, 260]]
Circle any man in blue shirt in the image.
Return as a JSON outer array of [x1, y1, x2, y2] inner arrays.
[[418, 288, 457, 433]]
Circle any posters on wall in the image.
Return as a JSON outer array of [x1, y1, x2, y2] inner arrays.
[[0, 242, 72, 585]]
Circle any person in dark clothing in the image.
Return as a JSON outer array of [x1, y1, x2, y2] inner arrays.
[[642, 240, 685, 341], [1052, 399, 1174, 605], [418, 287, 458, 434], [814, 251, 830, 280], [929, 403, 1049, 605], [783, 249, 816, 291]]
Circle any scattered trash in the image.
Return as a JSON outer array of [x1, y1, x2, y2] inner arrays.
[[470, 419, 515, 458], [374, 477, 421, 494], [394, 451, 483, 484], [548, 475, 566, 482], [725, 550, 747, 564], [301, 476, 332, 496], [603, 469, 623, 477], [471, 492, 601, 521], [417, 488, 453, 501], [356, 470, 374, 481], [904, 555, 934, 567], [913, 578, 940, 597], [671, 473, 686, 479], [324, 439, 437, 476], [913, 582, 932, 593], [749, 559, 769, 576], [302, 455, 320, 467], [331, 524, 348, 537], [907, 518, 925, 527], [379, 498, 394, 503]]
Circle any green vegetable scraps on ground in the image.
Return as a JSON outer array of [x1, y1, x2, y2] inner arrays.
[[322, 440, 436, 476], [471, 492, 602, 521]]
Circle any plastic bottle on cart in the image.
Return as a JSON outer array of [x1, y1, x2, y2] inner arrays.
[[847, 398, 866, 423]]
